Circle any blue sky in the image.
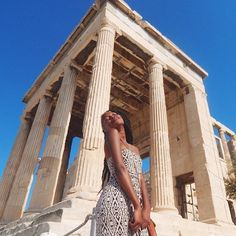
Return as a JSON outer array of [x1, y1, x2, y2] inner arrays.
[[0, 0, 236, 177]]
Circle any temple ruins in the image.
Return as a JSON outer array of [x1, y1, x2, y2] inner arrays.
[[0, 0, 236, 235]]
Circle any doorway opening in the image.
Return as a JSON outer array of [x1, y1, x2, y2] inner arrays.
[[176, 172, 199, 221]]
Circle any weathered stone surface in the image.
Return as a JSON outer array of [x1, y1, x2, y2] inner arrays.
[[149, 62, 177, 213], [2, 96, 52, 222], [0, 118, 31, 218], [29, 66, 78, 211], [0, 198, 95, 236], [68, 22, 116, 201], [184, 84, 233, 224], [219, 128, 231, 162]]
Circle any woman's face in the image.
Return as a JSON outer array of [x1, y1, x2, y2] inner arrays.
[[102, 111, 124, 131]]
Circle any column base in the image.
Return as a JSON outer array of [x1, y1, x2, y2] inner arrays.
[[66, 186, 99, 202], [76, 191, 98, 201], [153, 206, 180, 216], [201, 217, 234, 226]]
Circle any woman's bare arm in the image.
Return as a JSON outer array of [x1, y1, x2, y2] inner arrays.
[[131, 145, 151, 212], [140, 174, 151, 211], [140, 173, 151, 228]]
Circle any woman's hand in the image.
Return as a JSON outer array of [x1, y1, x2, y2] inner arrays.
[[141, 207, 151, 229], [129, 206, 143, 232]]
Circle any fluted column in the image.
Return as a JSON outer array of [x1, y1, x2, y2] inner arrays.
[[219, 128, 231, 162], [228, 135, 236, 161], [2, 96, 52, 222], [68, 23, 115, 200], [29, 66, 78, 210], [53, 134, 73, 204], [82, 23, 115, 150], [0, 115, 31, 219], [149, 62, 177, 213]]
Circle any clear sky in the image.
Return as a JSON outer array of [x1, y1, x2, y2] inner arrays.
[[0, 0, 236, 177]]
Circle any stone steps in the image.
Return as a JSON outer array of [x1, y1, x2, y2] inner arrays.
[[8, 222, 81, 236], [0, 198, 96, 236]]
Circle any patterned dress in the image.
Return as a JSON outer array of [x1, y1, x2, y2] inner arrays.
[[95, 148, 149, 236]]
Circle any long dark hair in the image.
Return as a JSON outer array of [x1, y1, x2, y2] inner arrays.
[[101, 108, 133, 190]]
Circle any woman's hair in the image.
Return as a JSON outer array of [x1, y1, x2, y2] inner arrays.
[[100, 108, 133, 190], [101, 158, 110, 190]]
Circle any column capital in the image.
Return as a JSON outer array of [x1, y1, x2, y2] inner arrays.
[[232, 135, 236, 141], [20, 113, 32, 124], [148, 57, 166, 71], [63, 64, 79, 75], [219, 128, 226, 141], [182, 83, 206, 97], [183, 83, 195, 95], [38, 91, 53, 103], [99, 17, 116, 35], [219, 127, 226, 133], [95, 0, 106, 9]]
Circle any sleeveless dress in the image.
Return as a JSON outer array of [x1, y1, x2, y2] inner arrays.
[[95, 148, 149, 236]]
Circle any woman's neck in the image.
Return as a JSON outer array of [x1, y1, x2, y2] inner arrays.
[[119, 128, 127, 144]]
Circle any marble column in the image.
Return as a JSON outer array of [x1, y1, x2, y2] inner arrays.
[[53, 134, 73, 204], [2, 96, 52, 222], [228, 135, 236, 161], [0, 115, 31, 219], [29, 66, 78, 210], [219, 128, 231, 163], [184, 84, 232, 224], [68, 23, 115, 200], [149, 62, 177, 213]]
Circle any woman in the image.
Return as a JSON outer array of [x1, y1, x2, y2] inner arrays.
[[95, 110, 151, 235]]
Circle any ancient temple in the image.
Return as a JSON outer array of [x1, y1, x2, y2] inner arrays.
[[0, 0, 236, 235]]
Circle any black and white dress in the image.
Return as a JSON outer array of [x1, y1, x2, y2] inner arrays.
[[95, 148, 148, 236]]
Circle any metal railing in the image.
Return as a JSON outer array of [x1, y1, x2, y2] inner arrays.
[[63, 212, 95, 236]]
